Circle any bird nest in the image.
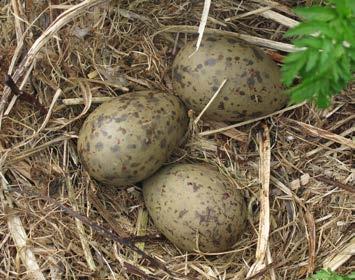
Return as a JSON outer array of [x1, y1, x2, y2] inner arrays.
[[0, 0, 353, 279]]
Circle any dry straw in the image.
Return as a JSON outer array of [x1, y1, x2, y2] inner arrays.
[[0, 0, 353, 279]]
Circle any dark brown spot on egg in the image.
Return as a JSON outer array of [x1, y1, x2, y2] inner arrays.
[[204, 58, 217, 66], [114, 114, 128, 123], [110, 145, 120, 152], [227, 38, 238, 44], [251, 47, 264, 61], [223, 96, 229, 101], [178, 209, 188, 218], [218, 102, 225, 110], [212, 86, 219, 92], [160, 139, 167, 148], [127, 144, 137, 149], [243, 58, 253, 66], [118, 127, 127, 134], [247, 76, 256, 87], [131, 162, 140, 168], [226, 224, 233, 233], [95, 142, 103, 151], [218, 54, 224, 60], [173, 70, 183, 82], [250, 111, 263, 117], [206, 36, 217, 42], [97, 115, 105, 127]]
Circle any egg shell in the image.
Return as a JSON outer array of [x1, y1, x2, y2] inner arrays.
[[77, 91, 188, 187], [172, 35, 288, 122], [143, 163, 247, 252]]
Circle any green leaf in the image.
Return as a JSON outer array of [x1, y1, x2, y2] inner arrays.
[[281, 54, 308, 86], [288, 80, 320, 104], [283, 50, 307, 63], [282, 0, 354, 109], [305, 50, 319, 72], [293, 37, 323, 49], [317, 92, 331, 108], [295, 7, 337, 21], [333, 0, 352, 17], [306, 269, 354, 280], [285, 22, 335, 38]]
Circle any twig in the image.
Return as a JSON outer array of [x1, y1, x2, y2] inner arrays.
[[4, 74, 47, 114], [316, 176, 354, 194], [304, 211, 316, 275], [247, 124, 271, 278]]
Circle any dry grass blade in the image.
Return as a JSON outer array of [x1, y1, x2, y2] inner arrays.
[[204, 121, 248, 143], [66, 176, 96, 271], [10, 0, 25, 42], [62, 96, 115, 105], [159, 25, 298, 52], [194, 79, 227, 125], [285, 118, 355, 149], [247, 124, 271, 278], [192, 0, 211, 55], [323, 237, 355, 270], [260, 10, 299, 28], [0, 176, 45, 280], [200, 102, 306, 136]]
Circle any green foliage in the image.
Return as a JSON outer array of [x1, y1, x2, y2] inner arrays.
[[281, 0, 355, 108], [307, 269, 355, 280]]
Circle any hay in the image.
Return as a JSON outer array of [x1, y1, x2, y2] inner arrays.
[[0, 0, 354, 279]]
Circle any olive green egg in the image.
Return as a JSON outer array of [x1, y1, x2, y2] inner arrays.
[[172, 35, 288, 122], [143, 163, 247, 252], [77, 91, 188, 187]]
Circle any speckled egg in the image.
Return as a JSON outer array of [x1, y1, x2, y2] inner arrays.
[[172, 35, 288, 122], [143, 163, 247, 252], [77, 91, 188, 187]]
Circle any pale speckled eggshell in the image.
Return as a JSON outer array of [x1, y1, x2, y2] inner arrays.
[[143, 163, 247, 253], [172, 35, 288, 122], [77, 91, 188, 187]]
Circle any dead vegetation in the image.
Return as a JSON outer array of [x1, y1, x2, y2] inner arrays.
[[0, 0, 354, 279]]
